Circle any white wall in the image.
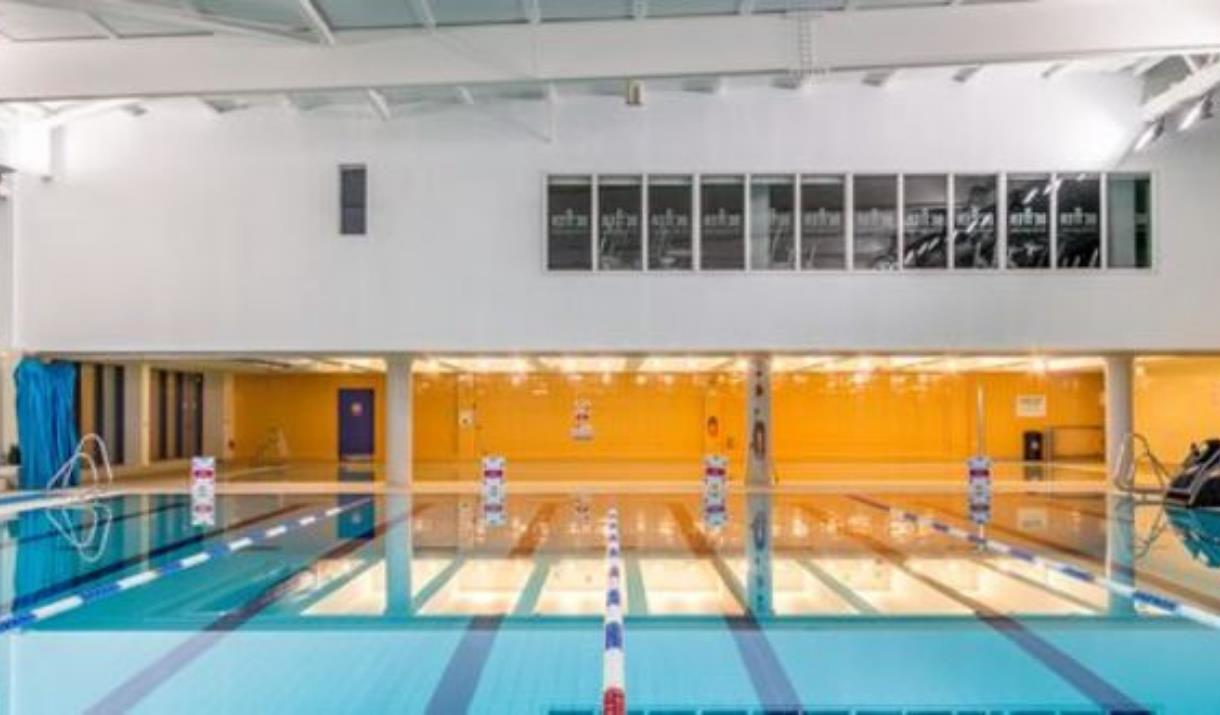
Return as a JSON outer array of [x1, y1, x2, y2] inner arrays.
[[0, 184, 12, 350], [10, 68, 1219, 353]]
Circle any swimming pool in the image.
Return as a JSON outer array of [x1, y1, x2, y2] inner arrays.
[[2, 485, 1218, 713]]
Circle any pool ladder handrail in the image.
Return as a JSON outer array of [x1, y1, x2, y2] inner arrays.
[[1112, 432, 1171, 496], [44, 433, 116, 563]]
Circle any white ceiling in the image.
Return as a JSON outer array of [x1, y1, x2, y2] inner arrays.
[[0, 0, 1033, 42], [53, 353, 1106, 375], [0, 1, 1214, 137]]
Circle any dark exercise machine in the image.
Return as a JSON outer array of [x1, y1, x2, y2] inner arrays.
[[1164, 439, 1220, 509]]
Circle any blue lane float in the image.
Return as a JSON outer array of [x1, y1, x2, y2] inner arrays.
[[851, 495, 1220, 631], [0, 498, 372, 633], [602, 506, 625, 715]]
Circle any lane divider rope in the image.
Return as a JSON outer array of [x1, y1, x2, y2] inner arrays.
[[602, 506, 626, 715], [0, 498, 372, 634], [852, 495, 1220, 631]]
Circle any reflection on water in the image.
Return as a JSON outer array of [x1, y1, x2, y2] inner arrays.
[[4, 486, 1220, 712]]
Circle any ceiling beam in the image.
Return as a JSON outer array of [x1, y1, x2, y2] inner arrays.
[[1143, 57, 1220, 121], [2, 0, 1219, 102], [84, 12, 120, 39], [4, 0, 315, 44], [952, 65, 982, 83], [296, 0, 337, 46], [411, 0, 437, 30], [520, 0, 541, 24], [365, 88, 392, 120], [37, 98, 142, 127], [1041, 61, 1068, 79], [862, 69, 896, 87]]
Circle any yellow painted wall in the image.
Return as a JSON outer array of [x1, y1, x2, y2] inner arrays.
[[773, 371, 1103, 462], [462, 373, 708, 461], [1134, 357, 1220, 463], [233, 369, 1104, 467], [232, 374, 388, 462]]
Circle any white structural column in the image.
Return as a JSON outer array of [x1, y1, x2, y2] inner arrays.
[[0, 353, 17, 464], [384, 492, 413, 616], [1103, 353, 1137, 615], [202, 371, 234, 460], [0, 183, 15, 474], [745, 355, 774, 486], [385, 354, 413, 488], [1104, 353, 1135, 479], [122, 362, 152, 467]]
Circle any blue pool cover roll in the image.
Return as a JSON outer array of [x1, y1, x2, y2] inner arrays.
[[14, 359, 79, 490]]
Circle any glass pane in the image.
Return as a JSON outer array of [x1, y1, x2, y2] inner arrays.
[[648, 175, 693, 271], [1056, 174, 1101, 269], [598, 175, 642, 271], [953, 175, 998, 269], [853, 175, 898, 270], [801, 176, 846, 270], [903, 175, 948, 269], [1107, 174, 1152, 269], [749, 175, 795, 270], [1007, 174, 1052, 269], [339, 165, 367, 236], [700, 175, 745, 270], [546, 175, 592, 270]]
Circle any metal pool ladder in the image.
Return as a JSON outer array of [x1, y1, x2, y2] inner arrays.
[[44, 433, 117, 562], [1112, 432, 1171, 499]]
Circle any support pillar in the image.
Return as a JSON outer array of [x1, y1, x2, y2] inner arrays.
[[122, 362, 151, 468], [1104, 353, 1135, 478], [746, 492, 774, 616], [1106, 491, 1137, 617], [745, 355, 774, 486], [384, 492, 413, 616], [202, 371, 234, 460], [385, 354, 413, 488], [1103, 354, 1137, 616], [0, 353, 18, 465]]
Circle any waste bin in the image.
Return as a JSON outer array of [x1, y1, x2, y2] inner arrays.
[[1023, 430, 1046, 462]]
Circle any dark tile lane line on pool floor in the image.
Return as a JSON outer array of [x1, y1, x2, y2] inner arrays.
[[3, 501, 310, 614], [805, 500, 1148, 714], [1, 496, 188, 555], [668, 501, 802, 713], [903, 496, 1220, 613], [85, 500, 430, 715], [424, 501, 560, 715]]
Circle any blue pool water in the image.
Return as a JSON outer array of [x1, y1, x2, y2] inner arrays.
[[2, 486, 1219, 713]]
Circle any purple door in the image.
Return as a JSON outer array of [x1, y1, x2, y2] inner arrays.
[[338, 389, 375, 460]]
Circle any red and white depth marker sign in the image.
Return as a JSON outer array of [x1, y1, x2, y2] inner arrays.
[[967, 456, 992, 525], [482, 455, 506, 527], [190, 456, 217, 527]]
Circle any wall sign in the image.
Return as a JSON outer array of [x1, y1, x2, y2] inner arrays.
[[571, 398, 594, 441], [1016, 394, 1048, 418]]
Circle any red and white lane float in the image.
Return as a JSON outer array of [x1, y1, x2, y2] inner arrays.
[[602, 507, 626, 715]]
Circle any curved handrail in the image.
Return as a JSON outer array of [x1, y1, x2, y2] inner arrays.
[[1112, 432, 1170, 494], [43, 433, 116, 562]]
